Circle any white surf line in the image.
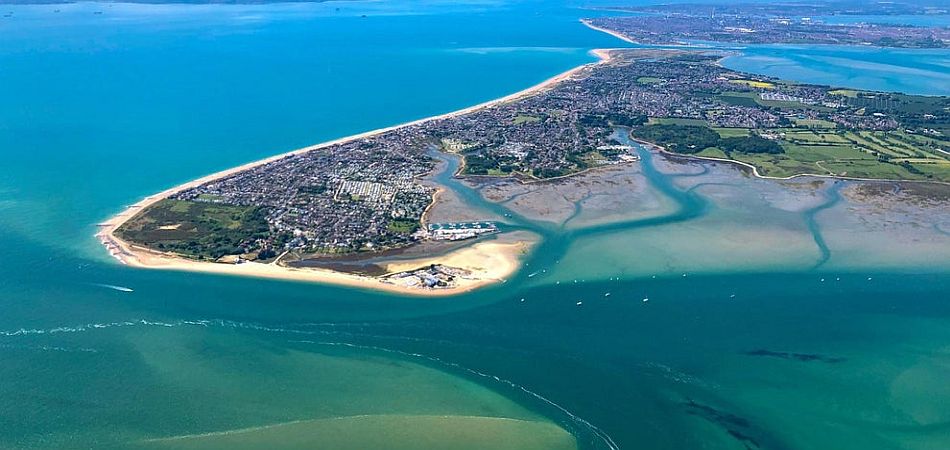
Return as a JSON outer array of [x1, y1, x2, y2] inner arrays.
[[0, 316, 619, 448], [309, 340, 621, 450], [0, 313, 617, 449], [0, 318, 353, 340], [0, 319, 211, 337], [0, 342, 99, 353]]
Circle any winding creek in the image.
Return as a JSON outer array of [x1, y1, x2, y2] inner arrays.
[[432, 126, 844, 290], [1, 3, 948, 450]]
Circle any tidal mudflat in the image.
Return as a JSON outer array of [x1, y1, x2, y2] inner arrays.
[[473, 136, 950, 285], [1, 2, 949, 450]]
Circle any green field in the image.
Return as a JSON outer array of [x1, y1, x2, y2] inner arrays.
[[116, 199, 269, 260], [781, 130, 850, 144], [829, 89, 860, 98], [713, 128, 751, 138], [727, 141, 950, 180], [716, 92, 759, 107], [792, 118, 836, 129], [728, 79, 775, 89], [652, 124, 950, 181], [695, 147, 729, 158], [512, 114, 541, 125], [717, 91, 832, 111], [637, 76, 664, 84], [387, 218, 420, 233]]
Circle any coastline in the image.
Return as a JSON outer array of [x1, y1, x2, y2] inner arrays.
[[96, 49, 615, 296], [630, 136, 950, 186], [579, 19, 636, 45], [579, 20, 950, 187]]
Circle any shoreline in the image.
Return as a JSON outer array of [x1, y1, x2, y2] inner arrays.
[[629, 136, 950, 187], [579, 19, 636, 45], [579, 20, 950, 186], [96, 49, 615, 296]]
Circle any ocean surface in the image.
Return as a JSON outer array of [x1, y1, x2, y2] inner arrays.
[[720, 44, 950, 96], [1, 2, 949, 449]]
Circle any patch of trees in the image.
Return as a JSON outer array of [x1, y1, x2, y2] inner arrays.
[[532, 167, 569, 178], [120, 201, 271, 260], [897, 160, 928, 177], [387, 218, 420, 234], [299, 184, 328, 195], [256, 247, 278, 260], [719, 135, 783, 154], [463, 154, 501, 175], [464, 151, 519, 175], [631, 124, 720, 153], [632, 124, 785, 155], [876, 36, 945, 49]]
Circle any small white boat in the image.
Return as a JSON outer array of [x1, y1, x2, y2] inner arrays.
[[576, 301, 583, 306], [642, 297, 649, 302], [604, 292, 611, 297]]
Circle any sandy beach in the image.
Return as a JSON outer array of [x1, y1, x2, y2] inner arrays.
[[383, 231, 537, 291], [580, 19, 636, 44], [97, 49, 614, 296], [100, 234, 533, 296]]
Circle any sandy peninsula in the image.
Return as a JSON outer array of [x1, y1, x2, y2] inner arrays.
[[97, 50, 613, 296], [102, 233, 536, 297], [580, 19, 636, 44]]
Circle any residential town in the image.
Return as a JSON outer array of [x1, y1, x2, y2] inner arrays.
[[585, 6, 949, 48], [121, 48, 948, 261]]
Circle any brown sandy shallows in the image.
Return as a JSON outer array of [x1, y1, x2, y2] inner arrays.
[[96, 51, 617, 295], [473, 163, 675, 229]]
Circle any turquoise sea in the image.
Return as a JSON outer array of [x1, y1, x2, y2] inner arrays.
[[720, 44, 950, 96], [1, 2, 949, 449]]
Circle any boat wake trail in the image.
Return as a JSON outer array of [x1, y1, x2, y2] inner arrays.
[[90, 283, 134, 293]]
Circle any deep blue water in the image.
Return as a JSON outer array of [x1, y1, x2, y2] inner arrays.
[[0, 2, 949, 450]]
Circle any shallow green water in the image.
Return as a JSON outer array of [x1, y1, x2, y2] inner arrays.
[[1, 2, 949, 450]]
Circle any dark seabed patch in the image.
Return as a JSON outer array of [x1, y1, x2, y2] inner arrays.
[[743, 349, 847, 364]]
